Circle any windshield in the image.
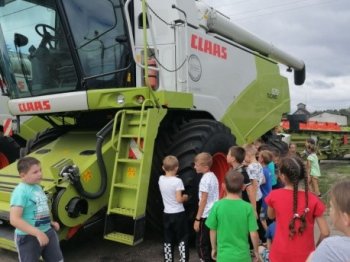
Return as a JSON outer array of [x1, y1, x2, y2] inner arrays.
[[61, 0, 131, 88], [0, 0, 78, 98], [0, 0, 131, 99]]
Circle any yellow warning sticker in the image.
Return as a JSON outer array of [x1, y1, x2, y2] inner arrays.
[[127, 167, 137, 178], [82, 170, 92, 182]]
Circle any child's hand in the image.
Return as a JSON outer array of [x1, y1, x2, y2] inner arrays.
[[51, 221, 60, 231], [211, 248, 217, 260], [35, 230, 49, 246], [253, 251, 262, 262], [182, 194, 189, 202], [193, 221, 200, 232]]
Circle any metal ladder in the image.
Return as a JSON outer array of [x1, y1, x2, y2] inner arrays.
[[104, 103, 166, 245]]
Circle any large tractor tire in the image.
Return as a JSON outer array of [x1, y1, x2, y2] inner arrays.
[[0, 136, 20, 169], [147, 118, 235, 232]]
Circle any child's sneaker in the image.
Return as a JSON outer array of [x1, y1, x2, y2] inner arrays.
[[258, 245, 270, 262]]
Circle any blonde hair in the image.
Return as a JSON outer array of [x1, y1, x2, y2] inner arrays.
[[259, 150, 273, 165], [330, 179, 350, 215], [194, 152, 213, 168], [162, 155, 179, 171], [244, 144, 257, 157]]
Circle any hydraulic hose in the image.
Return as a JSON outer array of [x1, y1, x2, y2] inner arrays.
[[72, 120, 114, 199]]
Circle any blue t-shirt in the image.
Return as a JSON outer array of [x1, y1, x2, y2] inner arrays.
[[10, 182, 51, 235], [265, 221, 276, 241], [267, 162, 276, 186], [260, 166, 272, 199]]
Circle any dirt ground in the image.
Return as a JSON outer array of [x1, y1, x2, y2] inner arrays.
[[0, 161, 347, 262]]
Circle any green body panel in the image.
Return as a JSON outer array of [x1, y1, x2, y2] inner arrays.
[[0, 130, 115, 243], [16, 117, 53, 141], [0, 106, 167, 248], [15, 116, 75, 141], [87, 87, 193, 110], [221, 57, 290, 145]]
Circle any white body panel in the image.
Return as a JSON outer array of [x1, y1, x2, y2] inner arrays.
[[0, 96, 12, 123], [186, 29, 257, 119], [8, 91, 88, 115], [133, 0, 257, 119]]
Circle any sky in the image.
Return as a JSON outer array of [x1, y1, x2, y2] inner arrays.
[[203, 0, 350, 113]]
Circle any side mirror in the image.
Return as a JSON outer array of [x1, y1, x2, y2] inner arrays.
[[14, 33, 28, 47]]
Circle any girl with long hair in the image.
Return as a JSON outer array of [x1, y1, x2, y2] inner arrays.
[[265, 156, 329, 262]]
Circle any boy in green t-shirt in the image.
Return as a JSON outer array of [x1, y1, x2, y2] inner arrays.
[[205, 169, 260, 262]]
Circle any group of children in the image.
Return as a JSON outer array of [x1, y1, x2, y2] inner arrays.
[[7, 140, 350, 262], [158, 141, 350, 262]]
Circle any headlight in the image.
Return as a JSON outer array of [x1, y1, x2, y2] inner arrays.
[[116, 94, 125, 105]]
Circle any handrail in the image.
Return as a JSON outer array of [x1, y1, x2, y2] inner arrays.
[[111, 110, 124, 151], [124, 0, 158, 73], [136, 99, 155, 151]]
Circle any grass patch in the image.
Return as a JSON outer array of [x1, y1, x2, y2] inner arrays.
[[318, 161, 350, 207]]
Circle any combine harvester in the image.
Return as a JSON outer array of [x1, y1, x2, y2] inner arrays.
[[0, 0, 305, 250], [282, 116, 350, 160]]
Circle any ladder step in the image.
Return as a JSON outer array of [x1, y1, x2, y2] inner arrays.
[[113, 183, 137, 190], [128, 120, 146, 126], [109, 207, 135, 216], [120, 134, 144, 138], [104, 215, 146, 246], [104, 232, 136, 246], [117, 158, 142, 164]]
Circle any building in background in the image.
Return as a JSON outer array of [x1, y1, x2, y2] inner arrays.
[[310, 112, 347, 126]]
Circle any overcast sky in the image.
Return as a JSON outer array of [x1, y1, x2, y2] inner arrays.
[[203, 0, 350, 113]]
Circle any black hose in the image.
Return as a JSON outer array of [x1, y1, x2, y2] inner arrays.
[[72, 119, 114, 199]]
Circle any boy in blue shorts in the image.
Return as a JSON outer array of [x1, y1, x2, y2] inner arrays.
[[10, 157, 63, 262], [206, 169, 260, 262]]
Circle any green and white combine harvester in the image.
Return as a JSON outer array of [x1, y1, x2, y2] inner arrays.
[[0, 0, 305, 251]]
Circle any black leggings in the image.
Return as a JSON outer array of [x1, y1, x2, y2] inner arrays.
[[163, 211, 189, 262], [196, 218, 214, 262]]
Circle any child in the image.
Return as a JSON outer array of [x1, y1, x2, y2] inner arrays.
[[244, 144, 264, 212], [226, 146, 254, 206], [265, 220, 276, 251], [288, 143, 301, 157], [193, 152, 219, 262], [265, 156, 329, 262], [258, 150, 273, 233], [305, 141, 321, 196], [307, 179, 350, 262], [244, 144, 265, 241], [205, 169, 260, 261], [259, 220, 276, 262], [9, 157, 63, 262], [158, 155, 189, 262]]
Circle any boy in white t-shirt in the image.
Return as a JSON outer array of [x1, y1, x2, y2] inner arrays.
[[159, 155, 189, 262], [193, 152, 219, 262]]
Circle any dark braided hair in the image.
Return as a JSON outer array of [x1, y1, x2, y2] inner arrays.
[[279, 156, 309, 239]]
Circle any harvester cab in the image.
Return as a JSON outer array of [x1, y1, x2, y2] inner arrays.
[[0, 0, 305, 251]]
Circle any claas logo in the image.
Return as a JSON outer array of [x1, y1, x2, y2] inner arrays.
[[18, 100, 51, 112]]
